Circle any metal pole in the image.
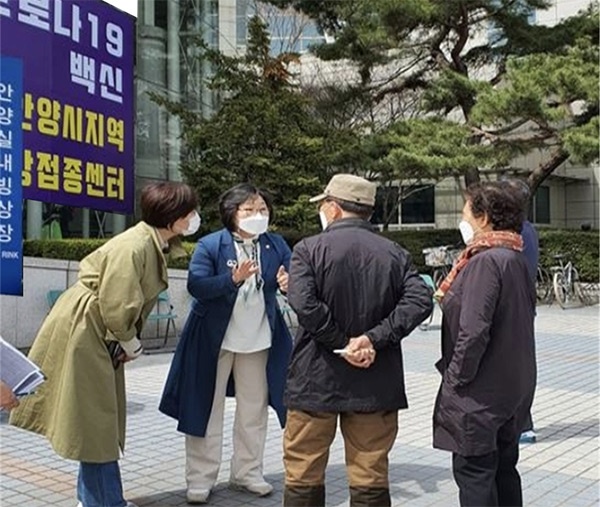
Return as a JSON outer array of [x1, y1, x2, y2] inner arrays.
[[82, 208, 90, 238], [202, 0, 215, 118], [167, 0, 181, 181], [25, 200, 42, 239], [112, 213, 126, 235]]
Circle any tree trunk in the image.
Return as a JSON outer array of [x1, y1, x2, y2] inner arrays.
[[528, 149, 570, 194]]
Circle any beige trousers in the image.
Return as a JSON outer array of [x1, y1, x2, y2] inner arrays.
[[186, 349, 269, 491], [283, 409, 399, 488]]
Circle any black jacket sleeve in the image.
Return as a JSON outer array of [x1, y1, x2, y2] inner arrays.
[[445, 256, 501, 387], [287, 240, 347, 350], [365, 251, 434, 350]]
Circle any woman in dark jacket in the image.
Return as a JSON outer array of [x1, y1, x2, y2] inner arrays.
[[159, 183, 292, 505], [433, 181, 536, 507]]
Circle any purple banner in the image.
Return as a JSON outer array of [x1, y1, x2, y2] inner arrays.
[[0, 0, 134, 213]]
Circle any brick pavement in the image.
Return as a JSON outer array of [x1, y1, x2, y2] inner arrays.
[[1, 304, 598, 507]]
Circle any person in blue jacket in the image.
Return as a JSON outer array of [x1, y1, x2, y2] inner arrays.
[[159, 183, 293, 505], [508, 179, 540, 444]]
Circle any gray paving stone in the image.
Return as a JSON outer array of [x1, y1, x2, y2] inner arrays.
[[0, 304, 598, 507]]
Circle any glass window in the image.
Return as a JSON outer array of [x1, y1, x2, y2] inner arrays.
[[532, 186, 550, 224], [301, 38, 323, 52], [302, 23, 320, 37], [237, 15, 247, 46], [400, 185, 435, 224], [280, 15, 295, 34], [236, 0, 249, 46], [269, 38, 280, 54], [155, 0, 167, 29], [372, 186, 399, 225]]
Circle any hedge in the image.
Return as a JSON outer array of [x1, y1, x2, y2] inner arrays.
[[536, 230, 598, 282], [22, 238, 196, 271], [23, 228, 598, 281]]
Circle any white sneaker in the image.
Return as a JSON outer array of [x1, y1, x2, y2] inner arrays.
[[186, 488, 211, 504], [230, 480, 273, 497], [519, 430, 537, 444]]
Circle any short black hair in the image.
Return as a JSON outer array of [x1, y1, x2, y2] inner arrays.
[[325, 197, 373, 220], [466, 181, 524, 233], [141, 182, 198, 228], [218, 183, 274, 232]]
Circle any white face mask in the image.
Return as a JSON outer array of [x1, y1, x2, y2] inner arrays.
[[181, 211, 201, 236], [319, 211, 328, 231], [459, 219, 474, 244], [238, 214, 269, 236]]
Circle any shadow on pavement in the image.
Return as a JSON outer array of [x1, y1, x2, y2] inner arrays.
[[130, 463, 451, 507], [536, 418, 599, 442], [389, 462, 452, 498], [126, 400, 147, 415]]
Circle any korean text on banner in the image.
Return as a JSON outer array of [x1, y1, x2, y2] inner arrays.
[[0, 56, 23, 297], [0, 0, 135, 214]]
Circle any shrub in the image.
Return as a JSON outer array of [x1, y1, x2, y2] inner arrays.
[[24, 239, 105, 260], [278, 228, 464, 275], [195, 228, 598, 281], [380, 229, 463, 274], [22, 228, 598, 282], [538, 230, 598, 282], [23, 239, 198, 270], [169, 242, 196, 270]]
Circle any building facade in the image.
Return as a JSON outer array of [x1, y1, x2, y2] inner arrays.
[[360, 0, 599, 231], [22, 0, 598, 238], [24, 0, 237, 239]]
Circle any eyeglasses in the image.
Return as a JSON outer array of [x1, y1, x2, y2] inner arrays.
[[238, 207, 269, 217]]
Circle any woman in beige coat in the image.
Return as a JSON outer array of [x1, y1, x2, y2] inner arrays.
[[10, 182, 198, 507]]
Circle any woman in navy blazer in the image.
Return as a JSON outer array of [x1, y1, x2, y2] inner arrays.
[[160, 184, 293, 504]]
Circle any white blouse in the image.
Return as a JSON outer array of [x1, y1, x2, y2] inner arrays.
[[221, 238, 272, 353]]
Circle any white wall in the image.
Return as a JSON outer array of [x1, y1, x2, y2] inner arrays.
[[377, 165, 599, 231], [535, 0, 592, 26], [219, 0, 238, 56], [0, 258, 191, 349], [565, 166, 600, 229]]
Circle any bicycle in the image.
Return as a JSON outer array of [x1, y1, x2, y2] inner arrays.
[[577, 281, 600, 306], [423, 245, 462, 288], [535, 265, 553, 304], [550, 254, 586, 309]]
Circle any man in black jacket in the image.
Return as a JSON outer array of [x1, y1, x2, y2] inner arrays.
[[284, 174, 434, 507]]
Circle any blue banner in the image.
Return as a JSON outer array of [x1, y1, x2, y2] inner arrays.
[[0, 56, 23, 296]]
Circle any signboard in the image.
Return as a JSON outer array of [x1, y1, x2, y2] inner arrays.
[[0, 0, 135, 214], [0, 56, 23, 296]]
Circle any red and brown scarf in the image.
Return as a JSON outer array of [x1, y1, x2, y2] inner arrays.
[[434, 230, 523, 302]]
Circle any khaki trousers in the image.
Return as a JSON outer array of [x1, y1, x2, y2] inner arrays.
[[283, 409, 398, 506], [185, 349, 269, 491]]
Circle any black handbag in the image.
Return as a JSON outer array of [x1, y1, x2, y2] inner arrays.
[[106, 341, 124, 370]]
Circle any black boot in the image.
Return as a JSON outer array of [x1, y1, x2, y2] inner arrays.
[[283, 484, 326, 507], [349, 486, 391, 507]]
